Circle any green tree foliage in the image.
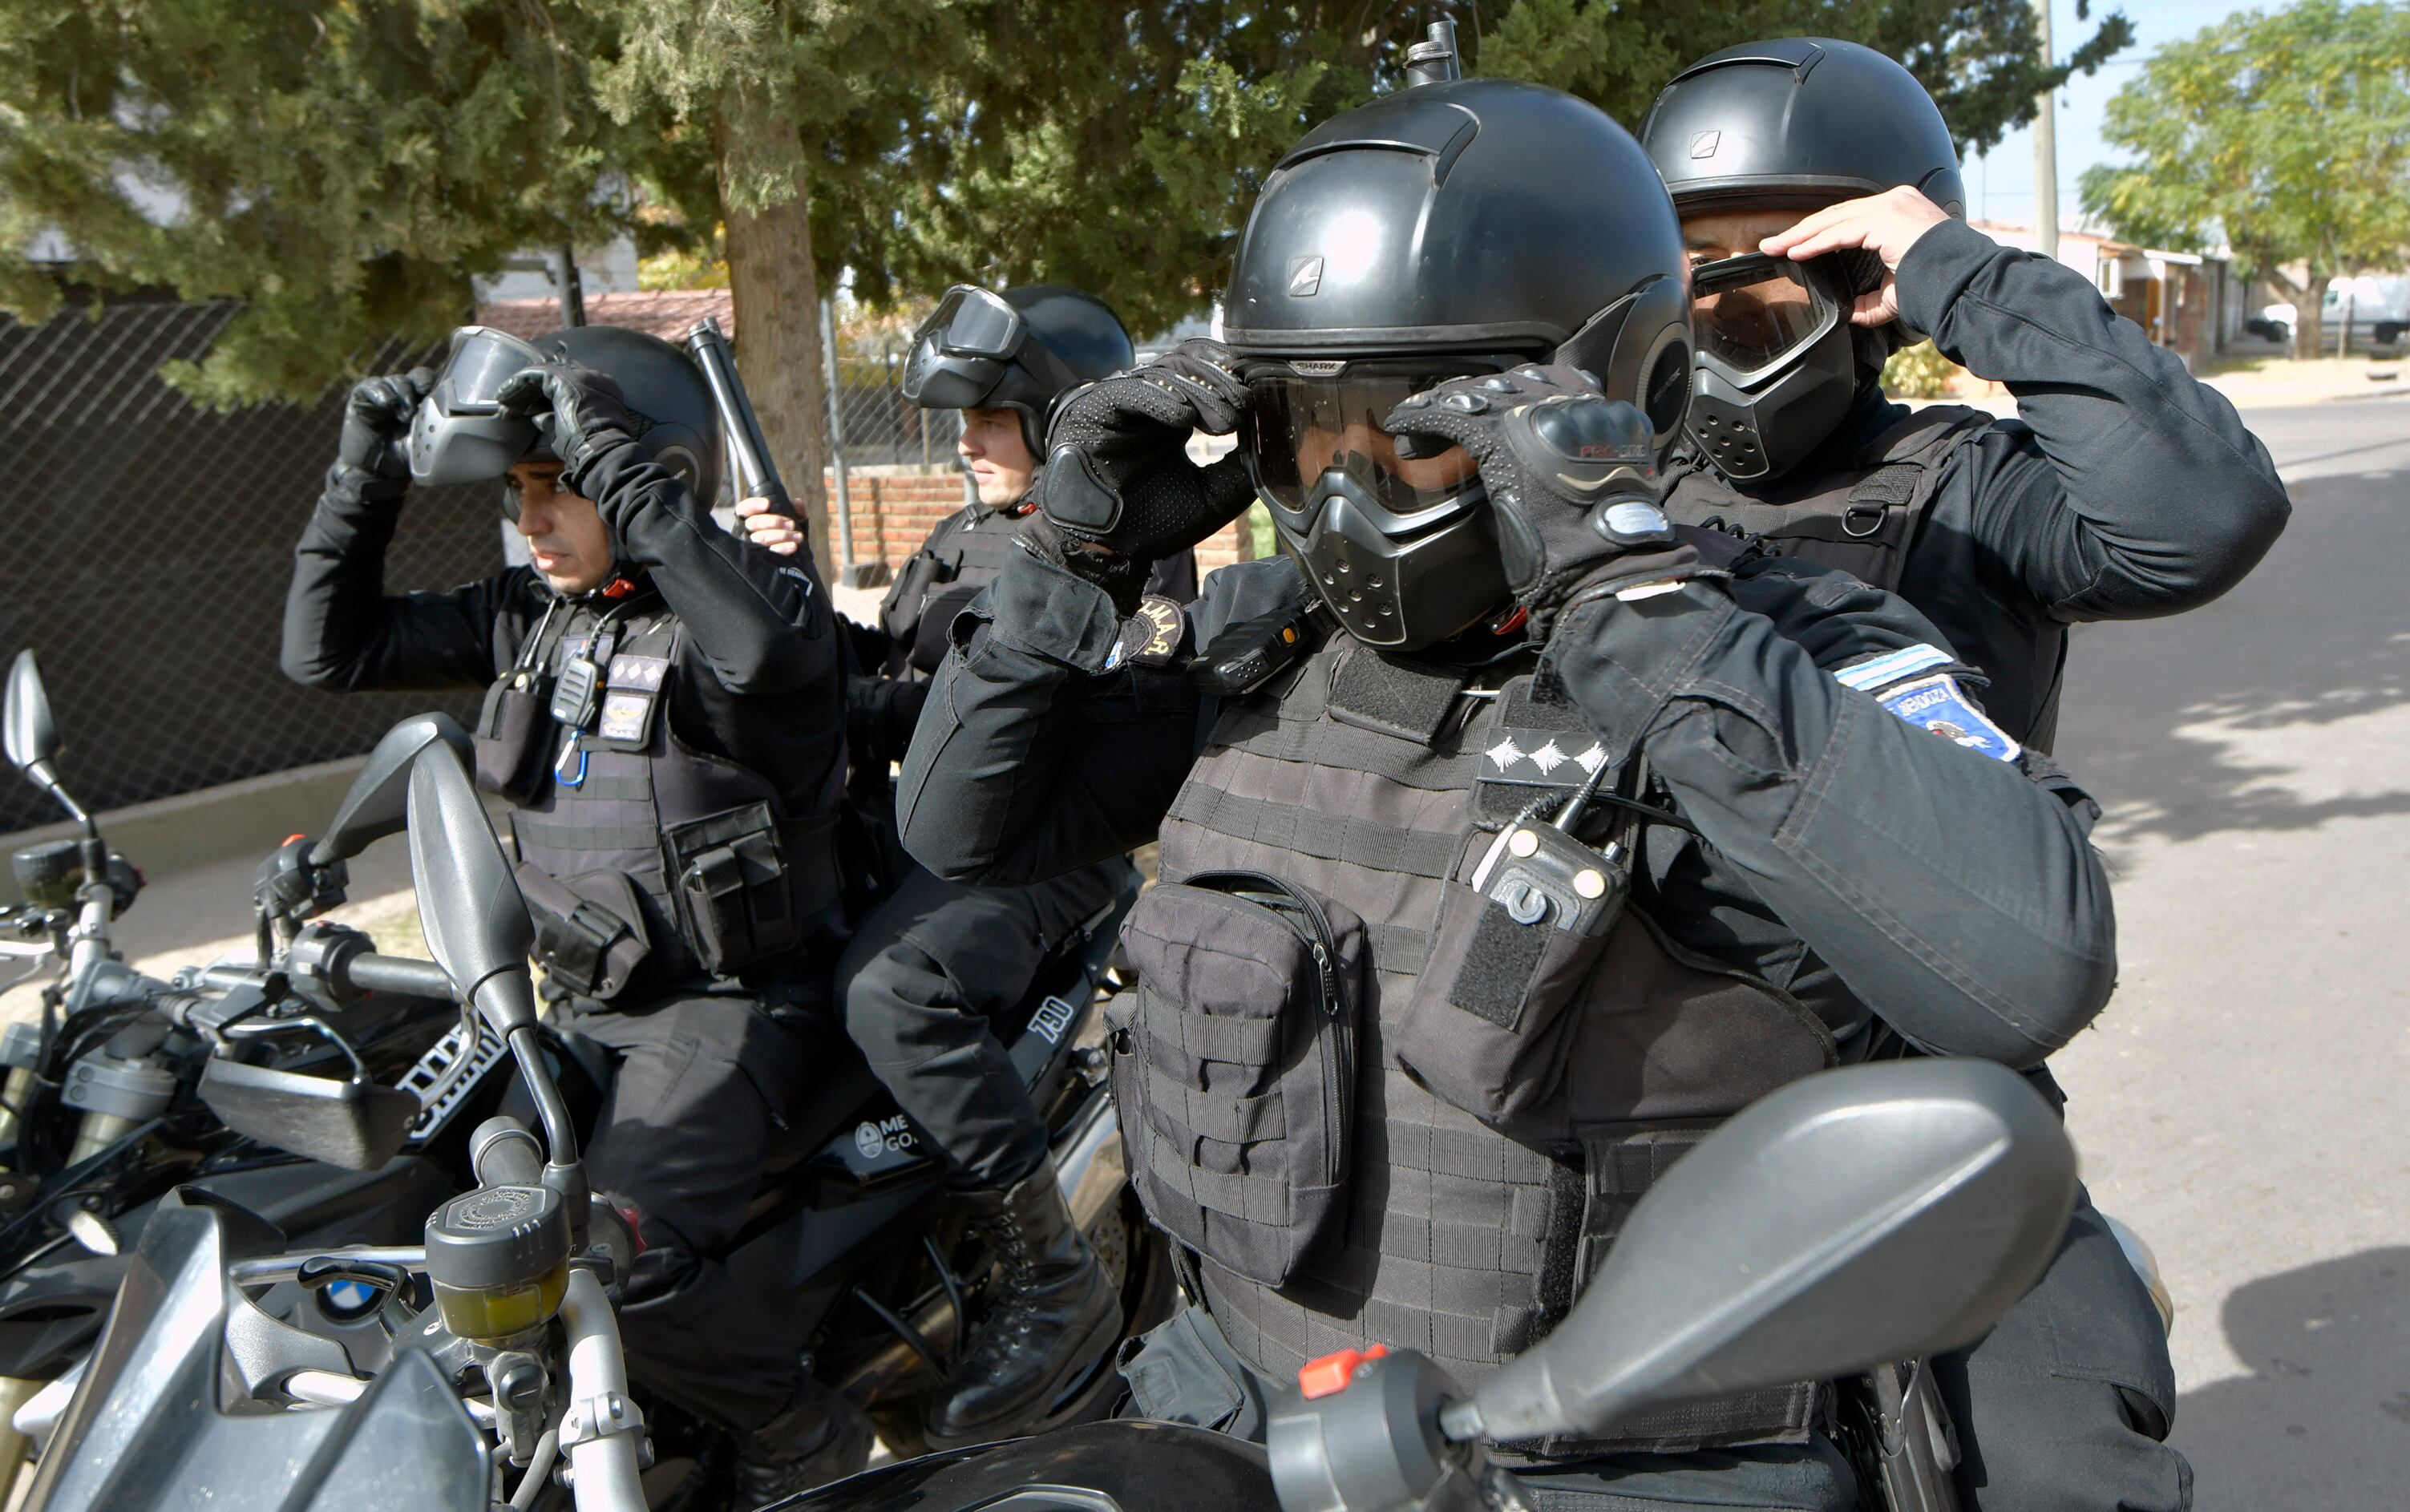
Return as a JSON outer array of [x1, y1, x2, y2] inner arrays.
[[843, 0, 2133, 339], [0, 0, 2131, 522], [569, 0, 973, 558], [0, 0, 623, 405], [2080, 0, 2410, 358]]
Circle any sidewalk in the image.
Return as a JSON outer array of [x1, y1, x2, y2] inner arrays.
[[1919, 353, 2406, 418]]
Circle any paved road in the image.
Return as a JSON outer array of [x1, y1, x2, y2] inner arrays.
[[2049, 394, 2410, 1508]]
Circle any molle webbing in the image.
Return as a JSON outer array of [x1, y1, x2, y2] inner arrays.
[[1663, 405, 1991, 592], [1156, 635, 1826, 1457]]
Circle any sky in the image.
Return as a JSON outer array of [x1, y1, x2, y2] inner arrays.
[[1967, 0, 2262, 232]]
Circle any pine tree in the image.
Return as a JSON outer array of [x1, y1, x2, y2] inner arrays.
[[1, 0, 2135, 565]]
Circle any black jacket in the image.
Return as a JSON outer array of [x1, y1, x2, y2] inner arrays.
[[1683, 217, 2290, 750], [845, 494, 1199, 772], [898, 549, 2117, 1069], [281, 449, 847, 827]]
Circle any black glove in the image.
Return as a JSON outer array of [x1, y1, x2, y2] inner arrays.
[[1383, 365, 1705, 633], [336, 369, 434, 486], [494, 362, 639, 490], [1038, 339, 1256, 572]]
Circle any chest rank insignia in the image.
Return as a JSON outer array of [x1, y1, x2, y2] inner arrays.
[[1106, 594, 1188, 670]]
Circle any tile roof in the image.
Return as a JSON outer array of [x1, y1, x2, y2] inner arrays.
[[473, 289, 735, 343]]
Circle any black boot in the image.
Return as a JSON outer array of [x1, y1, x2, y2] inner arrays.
[[924, 1172, 1122, 1447], [731, 1380, 875, 1510]]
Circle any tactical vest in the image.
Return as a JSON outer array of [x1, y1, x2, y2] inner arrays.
[[475, 600, 842, 1001], [877, 503, 1025, 674], [1662, 405, 1990, 592], [1146, 633, 1837, 1458]]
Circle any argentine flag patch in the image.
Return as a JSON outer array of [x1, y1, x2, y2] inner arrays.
[[1833, 644, 2020, 763]]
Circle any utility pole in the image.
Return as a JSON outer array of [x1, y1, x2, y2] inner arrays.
[[548, 245, 586, 327], [2033, 0, 2059, 261]]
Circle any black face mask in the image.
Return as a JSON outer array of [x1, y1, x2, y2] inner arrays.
[[1243, 358, 1517, 652], [1683, 253, 1858, 483]]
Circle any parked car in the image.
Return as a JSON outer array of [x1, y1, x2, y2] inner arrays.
[[2254, 275, 2408, 348]]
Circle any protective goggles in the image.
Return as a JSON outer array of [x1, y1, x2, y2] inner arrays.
[[409, 325, 549, 487], [1686, 253, 1846, 381], [900, 285, 1077, 413], [1239, 359, 1502, 528]]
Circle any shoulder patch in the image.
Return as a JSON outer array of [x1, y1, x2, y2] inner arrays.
[[1105, 593, 1188, 670], [1874, 674, 2020, 762], [1832, 641, 1955, 692]]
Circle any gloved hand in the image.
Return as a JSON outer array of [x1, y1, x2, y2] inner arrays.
[[1037, 340, 1255, 605], [494, 362, 639, 489], [1383, 365, 1706, 633], [337, 369, 434, 484]]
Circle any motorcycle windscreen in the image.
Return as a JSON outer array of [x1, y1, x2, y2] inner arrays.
[[25, 1200, 487, 1512]]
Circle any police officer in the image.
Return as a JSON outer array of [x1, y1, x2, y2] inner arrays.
[[281, 325, 871, 1502], [737, 284, 1196, 769], [896, 61, 2121, 1512], [1640, 37, 2288, 753], [1640, 41, 2275, 1506], [735, 285, 1183, 1447]]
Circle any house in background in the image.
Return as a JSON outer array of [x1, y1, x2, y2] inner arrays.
[[1971, 220, 2238, 368]]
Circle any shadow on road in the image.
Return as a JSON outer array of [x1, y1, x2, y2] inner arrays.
[[2057, 468, 2410, 843], [2173, 1247, 2410, 1507]]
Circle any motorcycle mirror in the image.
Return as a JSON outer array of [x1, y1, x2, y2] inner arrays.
[[1461, 1060, 2076, 1446], [196, 1058, 419, 1172], [403, 742, 537, 1037], [3, 650, 60, 775], [310, 714, 473, 867]]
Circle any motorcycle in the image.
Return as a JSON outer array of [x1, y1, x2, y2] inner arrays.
[[0, 656, 487, 1483], [1, 684, 1164, 1501], [15, 735, 2088, 1512], [774, 1054, 2081, 1512], [23, 738, 645, 1509]]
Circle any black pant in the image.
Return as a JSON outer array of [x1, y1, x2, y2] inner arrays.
[[556, 988, 827, 1434], [836, 855, 1131, 1190], [1931, 1186, 2189, 1510], [1118, 1187, 2187, 1509]]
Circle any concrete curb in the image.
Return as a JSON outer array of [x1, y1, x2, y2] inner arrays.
[[0, 754, 370, 902]]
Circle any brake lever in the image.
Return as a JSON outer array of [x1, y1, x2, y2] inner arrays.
[[223, 1013, 374, 1083]]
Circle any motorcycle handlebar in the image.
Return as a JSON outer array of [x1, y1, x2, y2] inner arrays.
[[559, 1267, 648, 1512], [470, 1117, 545, 1187], [337, 953, 459, 1002]]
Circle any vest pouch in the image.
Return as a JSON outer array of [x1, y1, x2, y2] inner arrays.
[[474, 680, 552, 804], [1397, 824, 1630, 1130], [1111, 871, 1365, 1288], [666, 803, 837, 976], [879, 549, 953, 645], [517, 863, 654, 1001]]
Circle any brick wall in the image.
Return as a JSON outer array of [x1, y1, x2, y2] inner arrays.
[[823, 467, 1255, 583]]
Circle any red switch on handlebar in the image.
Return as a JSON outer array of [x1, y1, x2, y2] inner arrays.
[[1299, 1344, 1387, 1399]]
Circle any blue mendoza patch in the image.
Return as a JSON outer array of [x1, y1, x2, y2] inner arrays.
[[1874, 674, 2020, 762]]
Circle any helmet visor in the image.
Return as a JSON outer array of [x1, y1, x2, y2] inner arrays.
[[409, 325, 548, 486], [432, 325, 548, 414], [1242, 362, 1488, 526], [1689, 254, 1842, 380], [903, 285, 1026, 411]]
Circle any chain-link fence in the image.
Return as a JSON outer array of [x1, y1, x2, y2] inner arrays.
[[0, 293, 502, 835], [825, 328, 966, 471]]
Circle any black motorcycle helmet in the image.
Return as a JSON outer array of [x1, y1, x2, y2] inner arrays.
[[1640, 38, 1966, 483], [408, 324, 725, 512], [901, 284, 1135, 456], [1224, 37, 1692, 652]]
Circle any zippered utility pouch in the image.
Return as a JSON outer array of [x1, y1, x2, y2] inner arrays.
[[1108, 870, 1364, 1287]]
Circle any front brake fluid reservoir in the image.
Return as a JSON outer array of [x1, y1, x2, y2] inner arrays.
[[424, 1185, 569, 1344]]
